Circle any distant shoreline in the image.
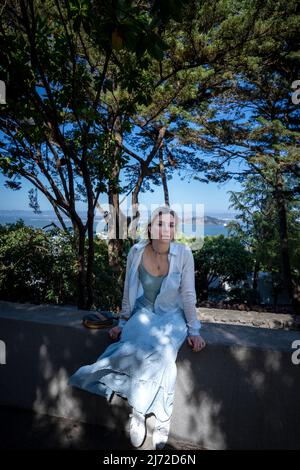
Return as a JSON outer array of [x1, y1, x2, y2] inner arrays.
[[0, 210, 236, 226], [0, 211, 231, 237]]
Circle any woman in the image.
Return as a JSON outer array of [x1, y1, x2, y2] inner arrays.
[[68, 206, 206, 449]]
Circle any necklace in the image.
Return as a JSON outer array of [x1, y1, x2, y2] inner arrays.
[[150, 242, 169, 272]]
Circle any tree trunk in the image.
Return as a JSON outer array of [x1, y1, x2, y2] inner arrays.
[[108, 190, 124, 272], [196, 273, 209, 301], [252, 259, 260, 290], [77, 227, 87, 310], [131, 179, 142, 240], [107, 116, 126, 272], [85, 207, 95, 310], [274, 171, 300, 314], [159, 147, 170, 206]]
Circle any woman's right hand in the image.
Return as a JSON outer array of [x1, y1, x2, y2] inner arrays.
[[108, 325, 122, 340]]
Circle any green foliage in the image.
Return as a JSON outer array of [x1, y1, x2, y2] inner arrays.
[[1, 0, 299, 310], [195, 234, 253, 283], [0, 221, 77, 304], [228, 174, 300, 285], [193, 234, 253, 301], [92, 237, 128, 311], [224, 284, 261, 305], [0, 222, 128, 310]]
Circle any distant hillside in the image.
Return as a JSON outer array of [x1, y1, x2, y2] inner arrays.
[[205, 215, 228, 225], [183, 215, 229, 225]]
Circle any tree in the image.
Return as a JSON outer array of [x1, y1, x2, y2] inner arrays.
[[179, 0, 300, 312], [2, 0, 297, 313], [193, 235, 253, 302], [115, 0, 271, 235], [0, 0, 188, 309], [228, 174, 300, 307], [196, 70, 300, 312]]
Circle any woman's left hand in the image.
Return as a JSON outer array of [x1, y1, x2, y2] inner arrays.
[[187, 335, 206, 352]]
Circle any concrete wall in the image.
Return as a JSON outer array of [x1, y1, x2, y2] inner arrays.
[[0, 300, 299, 450]]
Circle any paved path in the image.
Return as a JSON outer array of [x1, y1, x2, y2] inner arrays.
[[0, 405, 203, 451]]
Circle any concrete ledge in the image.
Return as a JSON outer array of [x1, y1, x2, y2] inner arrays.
[[0, 300, 300, 450], [198, 307, 300, 331]]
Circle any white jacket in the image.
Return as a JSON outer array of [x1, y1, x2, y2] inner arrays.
[[118, 239, 201, 336]]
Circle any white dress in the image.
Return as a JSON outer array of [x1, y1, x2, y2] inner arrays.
[[68, 261, 189, 422]]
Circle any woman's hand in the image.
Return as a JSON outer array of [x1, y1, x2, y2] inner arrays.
[[187, 335, 206, 352], [108, 325, 122, 340]]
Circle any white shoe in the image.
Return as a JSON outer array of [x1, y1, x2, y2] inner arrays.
[[152, 416, 171, 449], [129, 408, 146, 448]]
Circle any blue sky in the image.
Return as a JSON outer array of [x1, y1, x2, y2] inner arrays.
[[0, 170, 241, 214]]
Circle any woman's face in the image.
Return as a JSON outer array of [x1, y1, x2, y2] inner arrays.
[[150, 213, 176, 242]]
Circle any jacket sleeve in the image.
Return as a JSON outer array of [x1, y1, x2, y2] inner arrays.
[[180, 246, 201, 336], [117, 247, 134, 328]]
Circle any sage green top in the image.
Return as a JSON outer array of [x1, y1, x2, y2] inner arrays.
[[138, 261, 166, 305]]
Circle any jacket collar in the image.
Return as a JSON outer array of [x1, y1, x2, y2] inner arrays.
[[133, 239, 178, 256]]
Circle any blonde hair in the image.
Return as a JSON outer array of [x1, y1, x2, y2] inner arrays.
[[142, 206, 179, 242]]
